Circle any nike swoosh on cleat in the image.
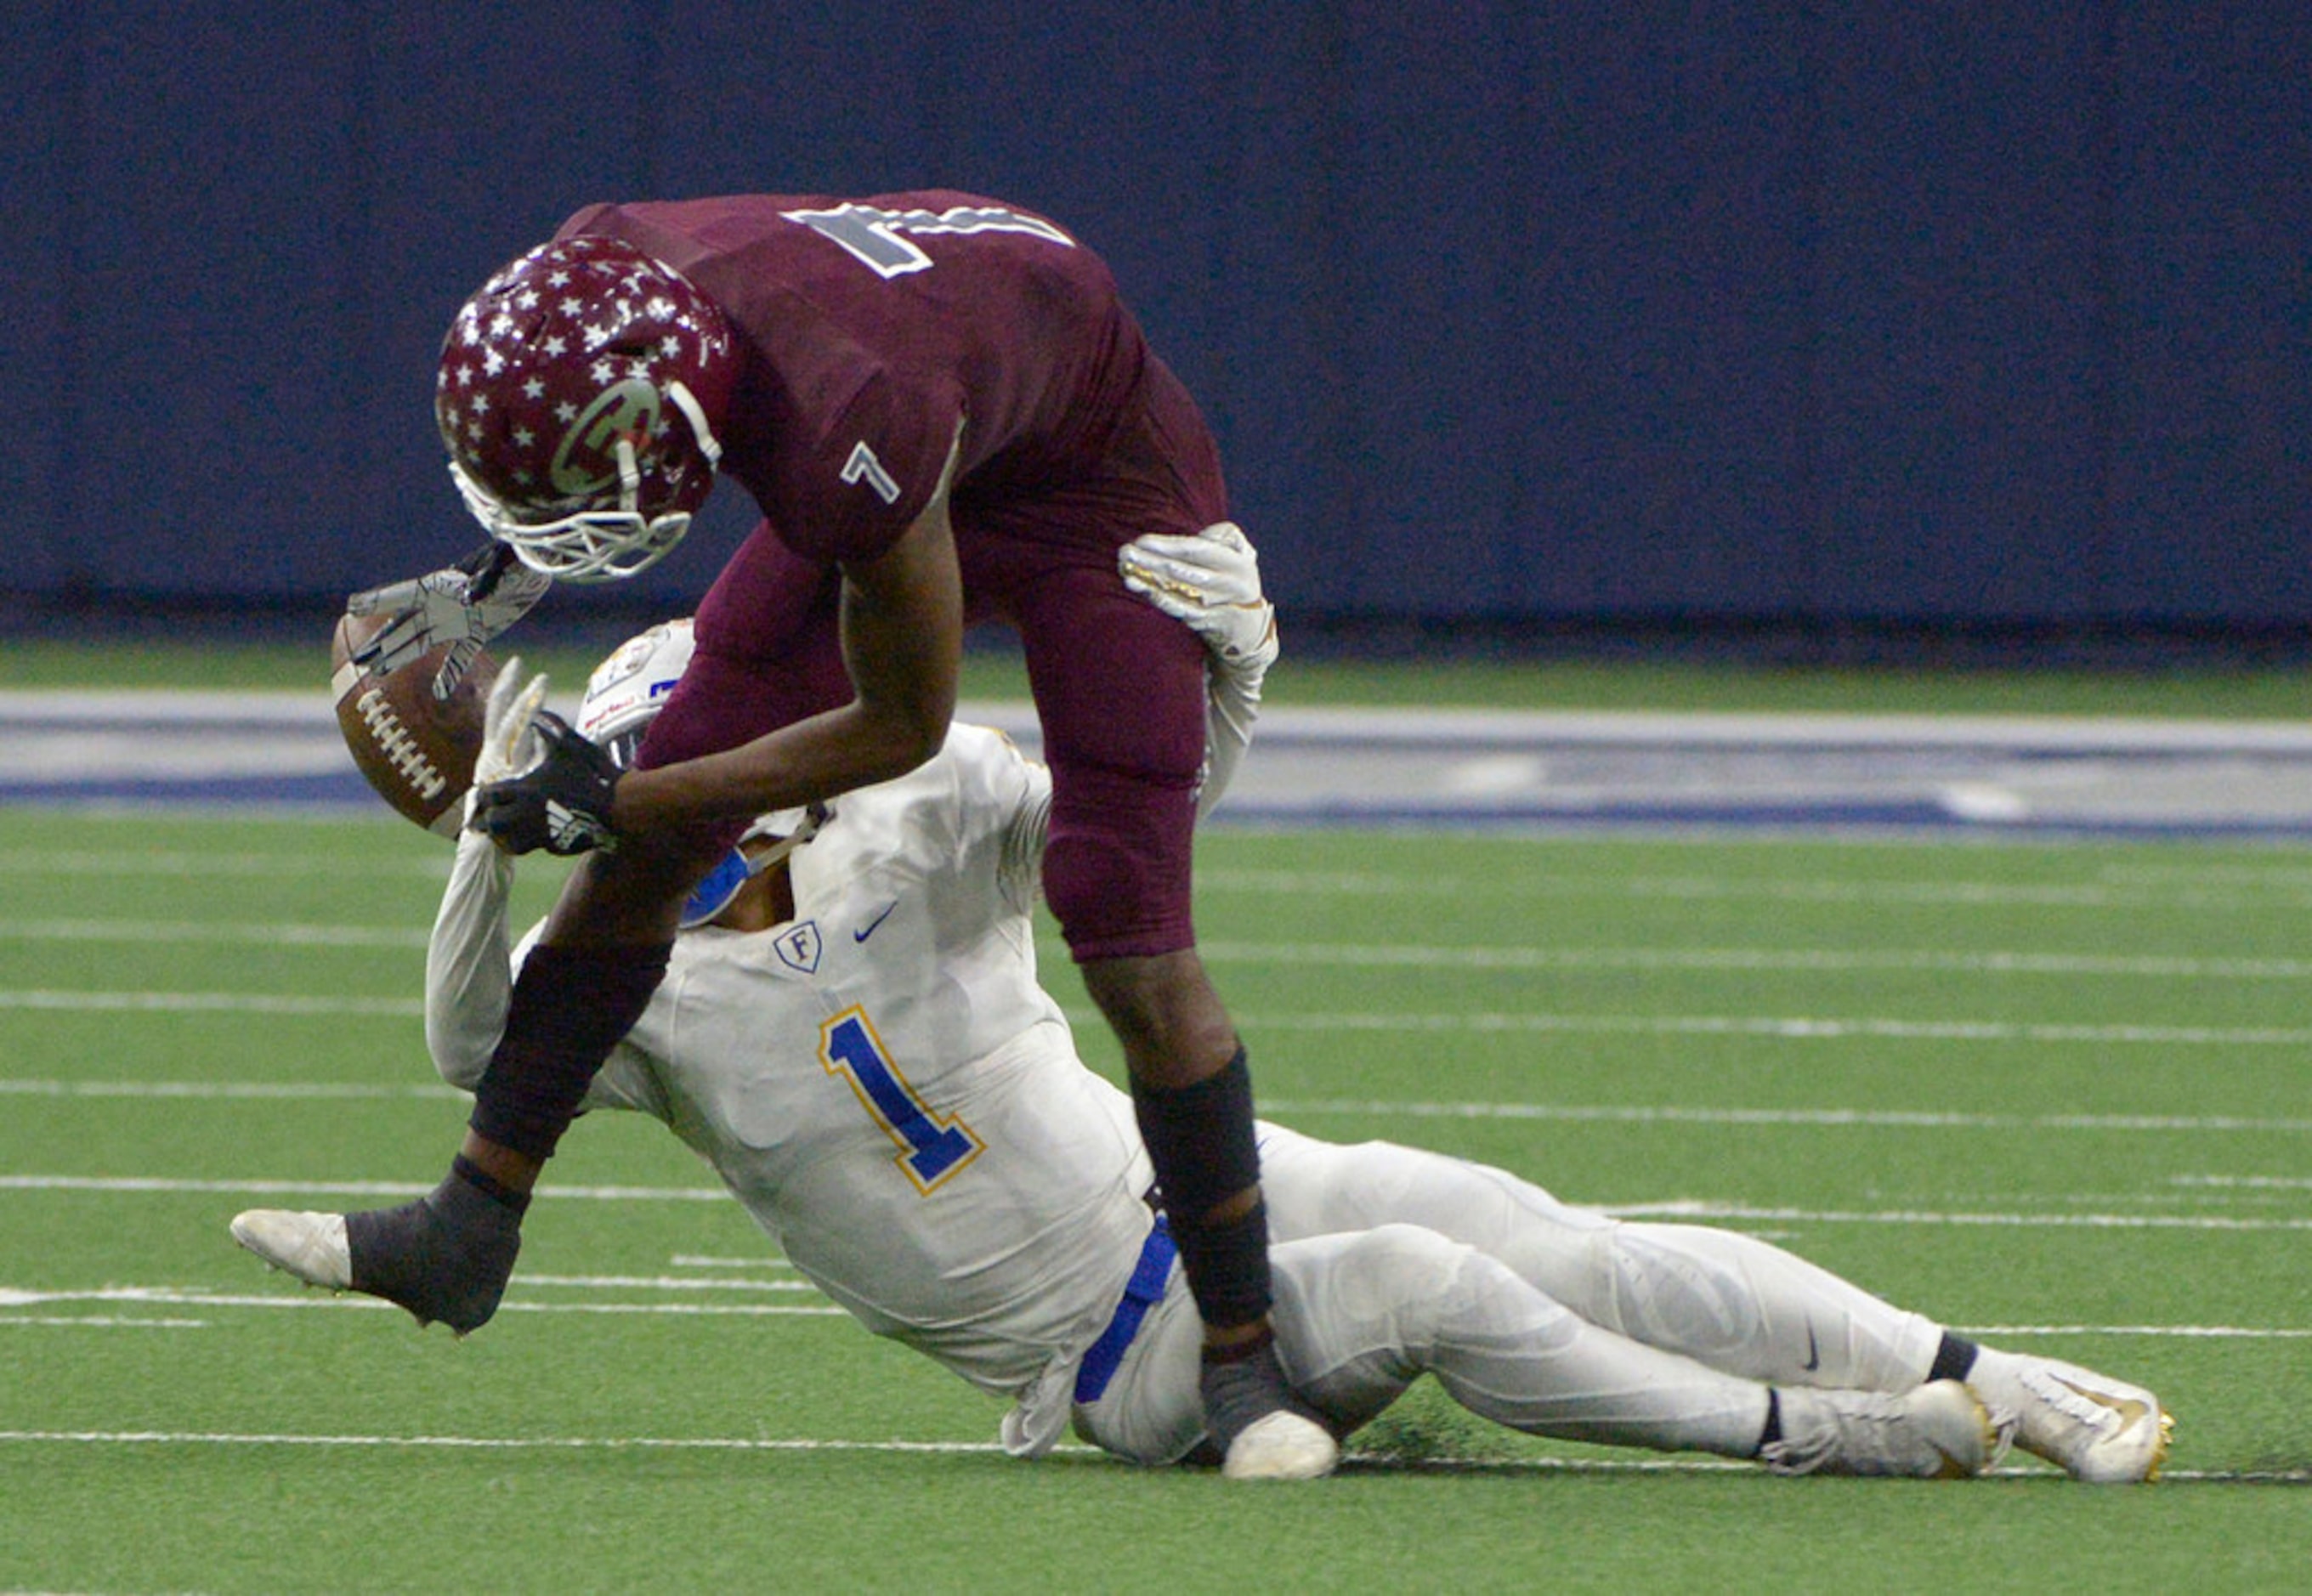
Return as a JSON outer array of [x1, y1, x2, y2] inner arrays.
[[2054, 1377, 2149, 1430], [854, 902, 898, 942]]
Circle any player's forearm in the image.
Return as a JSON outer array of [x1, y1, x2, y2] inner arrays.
[[614, 482, 962, 835], [1197, 663, 1262, 818], [610, 699, 944, 833], [424, 828, 518, 1089]]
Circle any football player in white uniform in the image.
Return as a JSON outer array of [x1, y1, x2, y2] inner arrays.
[[235, 536, 2169, 1484]]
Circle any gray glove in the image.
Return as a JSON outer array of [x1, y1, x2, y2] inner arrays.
[[346, 541, 552, 701]]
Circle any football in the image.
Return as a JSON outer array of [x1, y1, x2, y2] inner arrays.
[[330, 612, 497, 835]]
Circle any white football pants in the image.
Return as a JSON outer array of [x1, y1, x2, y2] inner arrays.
[[1075, 1127, 1945, 1465], [1258, 1126, 1944, 1392]]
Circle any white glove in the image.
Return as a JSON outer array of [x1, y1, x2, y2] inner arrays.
[[1118, 521, 1279, 677], [468, 658, 548, 805], [1119, 522, 1278, 817], [346, 541, 552, 701]]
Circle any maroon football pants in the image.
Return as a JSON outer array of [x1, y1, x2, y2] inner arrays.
[[637, 364, 1229, 960]]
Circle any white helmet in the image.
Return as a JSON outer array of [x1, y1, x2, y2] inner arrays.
[[578, 619, 829, 926], [577, 617, 698, 759]]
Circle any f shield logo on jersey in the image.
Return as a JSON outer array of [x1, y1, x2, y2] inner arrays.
[[774, 921, 823, 975]]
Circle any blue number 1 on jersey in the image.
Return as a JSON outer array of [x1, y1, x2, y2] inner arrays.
[[820, 1006, 985, 1193]]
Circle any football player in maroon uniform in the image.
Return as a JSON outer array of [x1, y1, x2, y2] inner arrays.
[[340, 193, 1329, 1477]]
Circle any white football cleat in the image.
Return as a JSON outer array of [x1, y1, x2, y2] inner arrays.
[[1762, 1380, 2009, 1479], [1221, 1411, 1340, 1481], [230, 1209, 353, 1290], [1964, 1350, 2172, 1483]]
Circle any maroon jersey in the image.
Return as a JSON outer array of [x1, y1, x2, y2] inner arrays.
[[576, 192, 1230, 959], [559, 192, 1155, 565]]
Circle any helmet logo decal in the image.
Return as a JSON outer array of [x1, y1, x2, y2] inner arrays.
[[552, 379, 661, 498]]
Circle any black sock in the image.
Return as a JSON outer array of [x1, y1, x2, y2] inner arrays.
[[1170, 1197, 1274, 1330], [1929, 1332, 1980, 1384], [345, 1165, 524, 1333], [1202, 1323, 1273, 1367], [1756, 1389, 1782, 1453], [1133, 1049, 1270, 1327]]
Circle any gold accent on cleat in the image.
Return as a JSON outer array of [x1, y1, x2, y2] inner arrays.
[[2052, 1375, 2168, 1484], [1931, 1390, 2003, 1480], [2144, 1409, 2176, 1484]]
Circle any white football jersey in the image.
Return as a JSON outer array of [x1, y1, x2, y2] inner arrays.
[[432, 725, 1158, 1432], [422, 723, 1965, 1474]]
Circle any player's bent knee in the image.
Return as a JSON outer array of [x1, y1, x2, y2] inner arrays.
[[1043, 835, 1194, 960], [1295, 1224, 1473, 1360], [1039, 756, 1198, 960]]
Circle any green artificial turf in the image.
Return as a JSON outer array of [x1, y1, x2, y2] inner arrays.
[[3, 806, 2307, 1592]]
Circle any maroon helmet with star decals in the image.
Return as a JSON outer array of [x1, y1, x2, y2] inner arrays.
[[434, 236, 738, 583]]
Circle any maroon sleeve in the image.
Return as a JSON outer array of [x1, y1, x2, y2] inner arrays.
[[766, 367, 963, 565]]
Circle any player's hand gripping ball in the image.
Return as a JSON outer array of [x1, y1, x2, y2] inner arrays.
[[331, 611, 498, 835]]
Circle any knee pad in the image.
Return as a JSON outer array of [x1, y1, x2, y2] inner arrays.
[[1041, 761, 1197, 959]]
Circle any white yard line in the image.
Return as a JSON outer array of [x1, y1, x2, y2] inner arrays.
[[0, 1316, 209, 1329], [1259, 1100, 2312, 1134], [6, 1174, 2306, 1230], [8, 989, 2309, 1044], [17, 916, 2312, 979], [1198, 868, 2312, 909], [7, 1085, 2311, 1134], [0, 1080, 461, 1101], [0, 848, 445, 878], [1234, 1011, 2312, 1046], [1201, 941, 2312, 980], [0, 1175, 724, 1199], [9, 691, 2306, 750], [0, 989, 422, 1016], [0, 918, 429, 948], [0, 1425, 2289, 1484], [1609, 1201, 2312, 1231], [0, 1287, 842, 1318], [8, 850, 2312, 906], [13, 916, 2312, 980]]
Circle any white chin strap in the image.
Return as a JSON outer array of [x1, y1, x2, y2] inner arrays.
[[451, 381, 724, 585]]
